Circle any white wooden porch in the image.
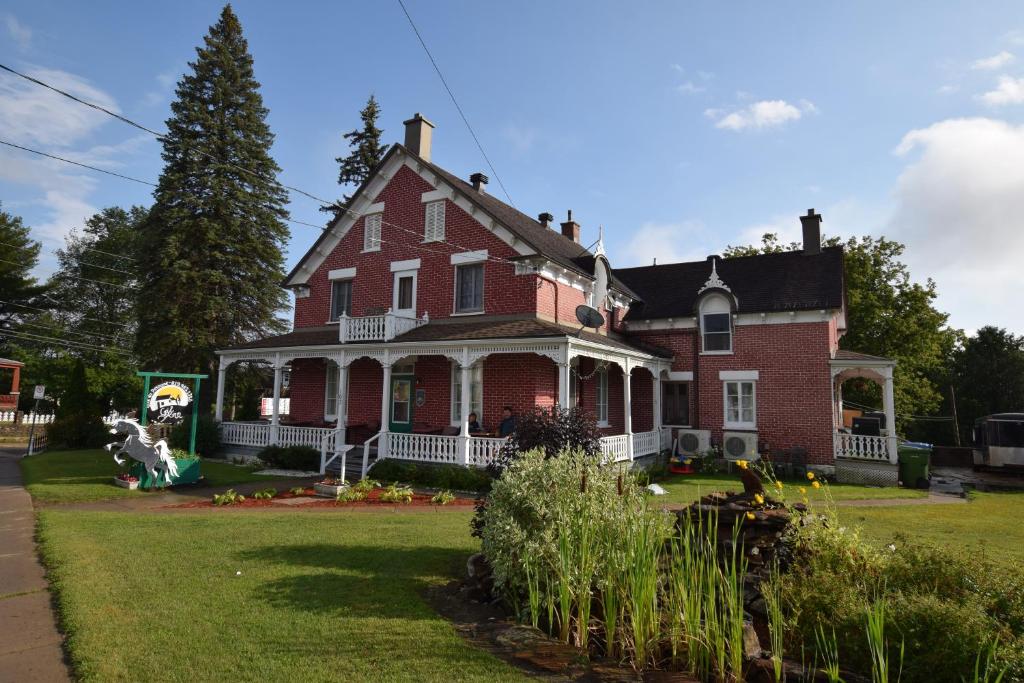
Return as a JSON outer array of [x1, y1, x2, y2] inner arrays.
[[830, 351, 899, 485]]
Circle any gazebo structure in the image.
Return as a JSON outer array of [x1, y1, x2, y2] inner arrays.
[[0, 358, 23, 415], [830, 350, 898, 485]]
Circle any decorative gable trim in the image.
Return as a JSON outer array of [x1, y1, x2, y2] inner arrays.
[[698, 259, 731, 295]]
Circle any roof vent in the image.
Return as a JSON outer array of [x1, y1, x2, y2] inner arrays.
[[560, 209, 581, 243], [470, 172, 488, 192], [538, 212, 554, 228]]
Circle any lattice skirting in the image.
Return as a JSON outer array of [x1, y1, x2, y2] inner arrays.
[[835, 458, 898, 487]]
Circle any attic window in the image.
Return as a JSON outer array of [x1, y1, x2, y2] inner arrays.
[[700, 294, 732, 353], [363, 213, 382, 251], [424, 201, 445, 242]]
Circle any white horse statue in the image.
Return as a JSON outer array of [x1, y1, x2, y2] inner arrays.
[[105, 418, 179, 486]]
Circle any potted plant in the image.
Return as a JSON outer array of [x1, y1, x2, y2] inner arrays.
[[113, 472, 140, 489], [314, 475, 348, 498]]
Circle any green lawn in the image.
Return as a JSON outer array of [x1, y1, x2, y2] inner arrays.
[[20, 449, 280, 503], [39, 509, 525, 682], [842, 491, 1024, 569], [654, 471, 927, 506]]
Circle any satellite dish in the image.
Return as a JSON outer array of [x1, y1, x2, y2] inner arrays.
[[575, 304, 605, 332]]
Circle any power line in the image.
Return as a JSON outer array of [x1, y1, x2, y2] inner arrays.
[[0, 329, 132, 356], [0, 299, 133, 328], [8, 320, 124, 344], [395, 0, 515, 207], [0, 258, 131, 289], [0, 139, 157, 187]]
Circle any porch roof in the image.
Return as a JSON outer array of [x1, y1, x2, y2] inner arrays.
[[219, 316, 673, 359], [831, 349, 895, 365]]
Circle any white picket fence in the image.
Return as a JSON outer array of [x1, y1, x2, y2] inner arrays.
[[0, 411, 55, 424]]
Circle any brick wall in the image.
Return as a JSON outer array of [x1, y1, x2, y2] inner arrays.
[[294, 164, 544, 328]]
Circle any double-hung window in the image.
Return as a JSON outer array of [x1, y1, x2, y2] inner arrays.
[[451, 362, 483, 425], [324, 361, 340, 421], [329, 280, 352, 321], [723, 380, 756, 429], [424, 201, 445, 242], [455, 263, 484, 313], [662, 382, 689, 425], [363, 213, 382, 251], [700, 294, 732, 352], [596, 366, 609, 426]]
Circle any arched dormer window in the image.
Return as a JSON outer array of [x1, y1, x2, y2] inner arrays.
[[700, 293, 732, 353]]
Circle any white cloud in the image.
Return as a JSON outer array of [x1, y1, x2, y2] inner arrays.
[[501, 124, 538, 153], [971, 50, 1015, 70], [936, 84, 959, 95], [707, 99, 815, 131], [617, 220, 712, 267], [676, 81, 705, 95], [142, 68, 180, 107], [670, 63, 685, 74], [978, 75, 1024, 105], [4, 14, 31, 51], [889, 118, 1024, 333]]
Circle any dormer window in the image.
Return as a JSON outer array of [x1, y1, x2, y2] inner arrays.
[[424, 201, 445, 242], [363, 213, 382, 251], [700, 293, 732, 353]]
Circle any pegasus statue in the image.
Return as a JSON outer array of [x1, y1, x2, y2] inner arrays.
[[105, 418, 179, 487]]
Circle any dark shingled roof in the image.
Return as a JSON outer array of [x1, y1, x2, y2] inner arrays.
[[222, 317, 671, 359], [614, 247, 845, 321], [832, 349, 894, 363]]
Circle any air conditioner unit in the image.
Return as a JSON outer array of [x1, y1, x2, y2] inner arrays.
[[675, 429, 712, 457], [722, 431, 759, 460]]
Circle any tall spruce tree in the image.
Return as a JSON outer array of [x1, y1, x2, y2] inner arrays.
[[322, 95, 386, 217], [0, 203, 44, 339], [137, 5, 289, 404]]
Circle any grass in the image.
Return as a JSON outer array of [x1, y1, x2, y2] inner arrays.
[[654, 471, 927, 506], [20, 449, 280, 503], [843, 490, 1024, 569], [39, 509, 525, 682]]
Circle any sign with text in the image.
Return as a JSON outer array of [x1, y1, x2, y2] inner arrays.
[[146, 380, 194, 425], [33, 385, 45, 400]]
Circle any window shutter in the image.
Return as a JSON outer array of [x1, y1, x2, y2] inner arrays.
[[425, 201, 445, 242], [364, 214, 382, 251]]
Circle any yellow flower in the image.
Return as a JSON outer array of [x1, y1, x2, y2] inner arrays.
[[812, 480, 821, 489], [807, 471, 815, 480], [774, 480, 784, 490], [754, 493, 764, 505], [746, 511, 755, 521], [799, 486, 807, 495], [737, 460, 748, 470], [684, 459, 692, 465]]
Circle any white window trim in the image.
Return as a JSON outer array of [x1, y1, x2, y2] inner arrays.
[[323, 362, 348, 422], [453, 262, 485, 315], [362, 213, 382, 253], [327, 279, 353, 323], [328, 267, 356, 280], [450, 250, 488, 265], [700, 294, 733, 354], [596, 366, 609, 427], [450, 362, 484, 426], [667, 371, 694, 381], [420, 189, 447, 203], [392, 269, 418, 316], [719, 370, 759, 381], [424, 200, 446, 243], [723, 380, 757, 430], [389, 258, 421, 272]]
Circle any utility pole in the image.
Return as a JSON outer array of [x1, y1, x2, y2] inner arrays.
[[950, 385, 961, 447]]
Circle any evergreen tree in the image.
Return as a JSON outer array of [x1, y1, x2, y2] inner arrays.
[[0, 202, 45, 343], [136, 4, 289, 406], [322, 95, 386, 217]]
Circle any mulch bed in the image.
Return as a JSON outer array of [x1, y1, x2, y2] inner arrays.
[[167, 486, 477, 509]]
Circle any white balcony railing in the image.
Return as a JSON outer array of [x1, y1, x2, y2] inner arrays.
[[834, 432, 895, 462], [338, 311, 429, 343]]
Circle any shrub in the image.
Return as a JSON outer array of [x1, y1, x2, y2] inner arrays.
[[493, 406, 602, 470], [431, 490, 455, 505], [379, 484, 413, 504], [369, 458, 493, 493], [212, 489, 245, 506], [771, 521, 1024, 682], [47, 413, 109, 449], [255, 444, 320, 471], [169, 415, 221, 456]]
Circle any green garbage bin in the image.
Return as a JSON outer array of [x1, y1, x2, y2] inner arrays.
[[897, 445, 931, 489]]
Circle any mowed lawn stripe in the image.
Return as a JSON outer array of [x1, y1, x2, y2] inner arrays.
[[38, 509, 526, 682]]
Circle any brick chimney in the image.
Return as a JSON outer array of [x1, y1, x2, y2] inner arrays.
[[800, 209, 822, 255], [403, 113, 435, 161], [470, 172, 488, 192], [560, 210, 581, 243]]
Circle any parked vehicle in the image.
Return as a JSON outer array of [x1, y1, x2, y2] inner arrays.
[[972, 413, 1024, 468]]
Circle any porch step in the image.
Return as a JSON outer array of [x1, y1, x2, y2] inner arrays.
[[324, 447, 378, 480]]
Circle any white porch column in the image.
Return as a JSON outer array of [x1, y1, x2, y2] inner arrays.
[[214, 358, 227, 422], [379, 358, 391, 458], [335, 360, 348, 446], [623, 361, 634, 460], [270, 353, 283, 445], [557, 362, 571, 409], [459, 350, 471, 465], [883, 370, 897, 463], [652, 370, 662, 432]]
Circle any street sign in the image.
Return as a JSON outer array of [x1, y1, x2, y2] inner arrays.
[[33, 385, 45, 400]]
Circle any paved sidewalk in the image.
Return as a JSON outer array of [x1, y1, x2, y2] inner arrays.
[[0, 447, 71, 682]]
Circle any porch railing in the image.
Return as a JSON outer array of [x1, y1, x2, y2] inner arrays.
[[384, 432, 461, 465], [277, 425, 334, 450], [468, 436, 507, 467], [600, 434, 630, 462], [338, 311, 428, 343], [219, 421, 271, 448], [834, 432, 894, 462], [632, 430, 661, 458]]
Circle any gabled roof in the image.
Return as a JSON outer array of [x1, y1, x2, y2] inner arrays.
[[614, 246, 845, 320]]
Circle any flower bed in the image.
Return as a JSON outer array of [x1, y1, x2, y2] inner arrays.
[[168, 486, 476, 509], [113, 473, 139, 490]]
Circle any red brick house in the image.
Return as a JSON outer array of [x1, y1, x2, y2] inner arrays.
[[215, 114, 898, 482]]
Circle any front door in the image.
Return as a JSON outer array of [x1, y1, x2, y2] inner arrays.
[[389, 375, 414, 433]]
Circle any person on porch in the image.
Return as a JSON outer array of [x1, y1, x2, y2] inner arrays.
[[467, 412, 482, 434], [499, 406, 517, 437]]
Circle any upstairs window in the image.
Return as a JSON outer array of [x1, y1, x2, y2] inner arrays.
[[700, 294, 732, 352], [363, 213, 382, 251], [395, 275, 415, 312], [424, 201, 445, 242], [329, 280, 352, 321], [455, 263, 484, 313]]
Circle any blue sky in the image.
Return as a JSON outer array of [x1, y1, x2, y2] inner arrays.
[[2, 1, 1024, 334]]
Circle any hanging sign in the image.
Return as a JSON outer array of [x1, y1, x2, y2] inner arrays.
[[146, 380, 194, 425]]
